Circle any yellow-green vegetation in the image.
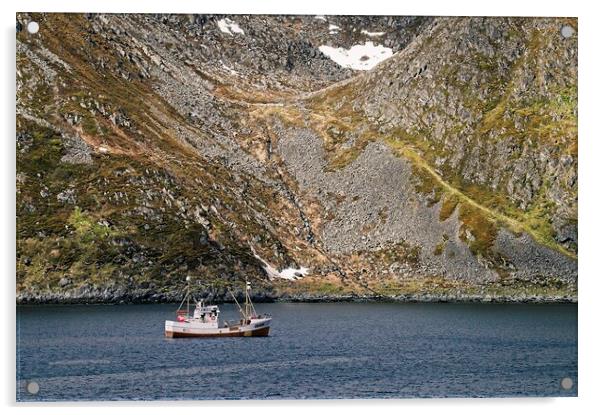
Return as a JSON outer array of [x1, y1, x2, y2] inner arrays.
[[433, 234, 449, 256], [371, 242, 421, 265], [248, 85, 380, 172], [457, 204, 498, 257], [271, 272, 576, 299], [276, 273, 576, 299], [18, 205, 122, 290], [15, 114, 276, 293], [377, 29, 577, 255], [439, 195, 459, 221], [386, 134, 575, 259], [251, 85, 575, 261], [348, 26, 576, 262], [275, 276, 358, 296], [368, 275, 576, 299], [68, 207, 116, 242], [372, 276, 470, 297], [16, 14, 577, 301]]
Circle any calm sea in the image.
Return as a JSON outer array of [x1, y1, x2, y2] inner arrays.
[[16, 302, 577, 400]]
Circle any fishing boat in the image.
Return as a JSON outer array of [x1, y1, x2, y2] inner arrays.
[[165, 277, 272, 338]]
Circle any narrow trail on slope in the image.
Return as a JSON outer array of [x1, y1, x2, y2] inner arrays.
[[208, 58, 577, 261], [392, 144, 576, 260], [246, 90, 577, 260]]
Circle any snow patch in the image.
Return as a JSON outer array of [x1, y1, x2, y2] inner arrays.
[[314, 15, 327, 21], [277, 266, 310, 281], [328, 24, 340, 34], [217, 18, 244, 35], [318, 41, 393, 70], [251, 247, 309, 281], [361, 29, 386, 37]]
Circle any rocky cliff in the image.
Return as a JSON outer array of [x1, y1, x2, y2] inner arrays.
[[16, 13, 577, 303]]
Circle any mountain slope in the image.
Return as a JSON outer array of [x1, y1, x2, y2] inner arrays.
[[16, 14, 577, 303], [328, 17, 578, 256]]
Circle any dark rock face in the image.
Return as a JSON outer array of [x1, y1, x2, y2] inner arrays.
[[16, 14, 576, 303]]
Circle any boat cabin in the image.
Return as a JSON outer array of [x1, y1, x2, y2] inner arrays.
[[193, 304, 219, 320], [176, 301, 220, 328], [191, 303, 220, 328]]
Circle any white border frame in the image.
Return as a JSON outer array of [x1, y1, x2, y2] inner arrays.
[[3, 1, 601, 414]]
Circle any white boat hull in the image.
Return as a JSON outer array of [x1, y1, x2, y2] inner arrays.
[[165, 318, 271, 338]]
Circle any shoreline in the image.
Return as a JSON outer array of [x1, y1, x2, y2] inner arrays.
[[16, 290, 578, 305]]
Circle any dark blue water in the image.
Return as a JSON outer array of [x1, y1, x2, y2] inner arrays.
[[16, 302, 577, 400]]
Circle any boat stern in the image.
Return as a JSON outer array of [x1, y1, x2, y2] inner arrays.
[[245, 317, 271, 336]]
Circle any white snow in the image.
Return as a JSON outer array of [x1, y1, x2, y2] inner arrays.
[[314, 15, 327, 21], [328, 24, 340, 34], [361, 29, 386, 37], [318, 41, 393, 71], [250, 247, 309, 281], [217, 18, 244, 35], [276, 266, 310, 281]]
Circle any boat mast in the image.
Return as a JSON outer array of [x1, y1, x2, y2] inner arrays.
[[227, 280, 256, 321], [186, 275, 191, 317], [245, 279, 258, 318], [245, 279, 251, 320]]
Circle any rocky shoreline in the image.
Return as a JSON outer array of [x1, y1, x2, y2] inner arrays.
[[16, 287, 577, 305]]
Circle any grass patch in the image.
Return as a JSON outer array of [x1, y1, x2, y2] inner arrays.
[[434, 234, 449, 256], [439, 195, 459, 221], [457, 203, 498, 257]]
